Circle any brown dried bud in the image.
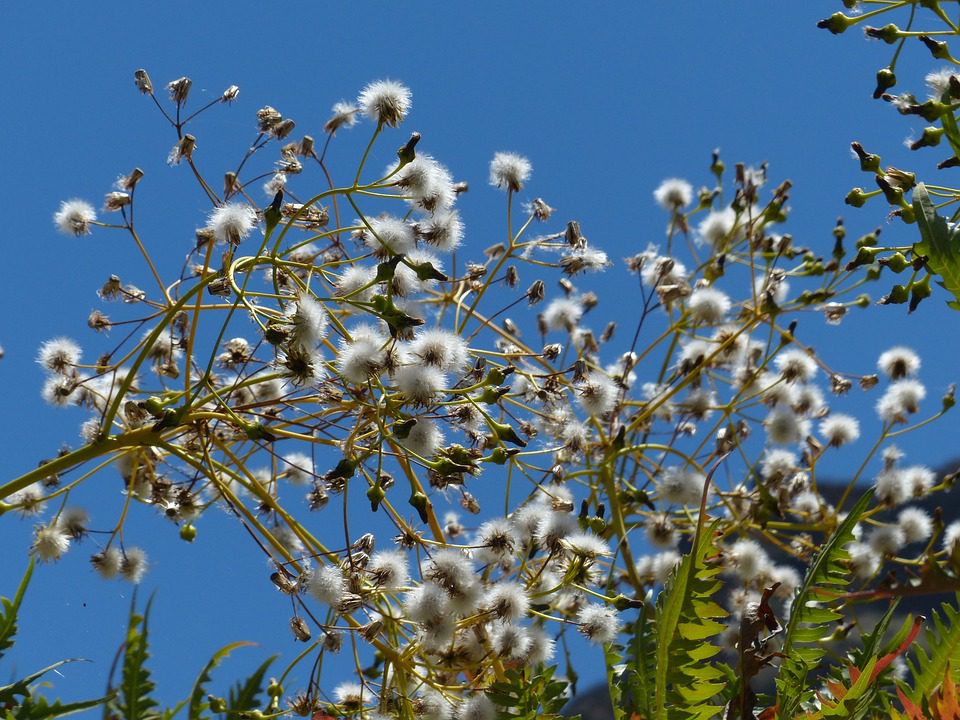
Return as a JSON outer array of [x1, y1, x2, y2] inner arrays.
[[118, 167, 144, 191], [134, 69, 153, 94], [221, 84, 240, 102], [298, 135, 315, 157], [223, 172, 237, 197], [103, 192, 131, 212], [527, 279, 545, 305], [257, 106, 282, 132], [272, 118, 296, 139], [290, 616, 311, 642], [453, 181, 469, 195], [530, 197, 555, 221], [505, 265, 519, 288], [88, 310, 111, 332], [542, 343, 562, 360], [167, 76, 192, 104]]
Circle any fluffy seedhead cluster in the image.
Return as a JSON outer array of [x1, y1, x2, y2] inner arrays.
[[5, 56, 960, 719]]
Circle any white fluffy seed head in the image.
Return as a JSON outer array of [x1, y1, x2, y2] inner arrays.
[[653, 178, 694, 210], [875, 469, 909, 506], [658, 466, 707, 506], [37, 337, 82, 374], [542, 297, 585, 332], [367, 549, 410, 590], [208, 203, 257, 245], [726, 539, 770, 582], [363, 215, 416, 257], [489, 152, 532, 192], [120, 547, 149, 584], [774, 348, 818, 383], [868, 525, 906, 556], [407, 329, 468, 371], [687, 287, 731, 325], [878, 346, 921, 379], [764, 408, 811, 445], [697, 207, 737, 248], [32, 524, 70, 562], [819, 414, 860, 448], [305, 564, 346, 606], [54, 199, 97, 236], [898, 507, 933, 544], [357, 79, 411, 127], [394, 155, 455, 213], [576, 603, 621, 645], [575, 373, 619, 417], [876, 379, 926, 422]]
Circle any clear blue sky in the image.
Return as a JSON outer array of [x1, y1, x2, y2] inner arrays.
[[1, 0, 956, 711]]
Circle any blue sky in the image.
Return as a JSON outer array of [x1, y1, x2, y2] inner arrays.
[[2, 0, 957, 712]]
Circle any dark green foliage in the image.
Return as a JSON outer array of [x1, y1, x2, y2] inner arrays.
[[487, 665, 573, 720], [904, 593, 960, 705], [224, 656, 275, 716], [0, 560, 113, 719], [653, 522, 729, 720], [105, 594, 161, 720], [914, 183, 960, 310], [0, 559, 33, 661], [775, 489, 873, 719]]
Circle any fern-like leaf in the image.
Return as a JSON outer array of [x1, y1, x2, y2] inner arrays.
[[775, 489, 873, 719], [654, 521, 729, 720], [0, 559, 34, 661], [105, 594, 160, 720], [913, 183, 960, 311], [186, 641, 254, 720], [905, 594, 960, 705], [226, 656, 274, 715]]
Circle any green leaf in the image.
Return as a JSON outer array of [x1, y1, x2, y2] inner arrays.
[[187, 641, 254, 720], [105, 594, 160, 720], [0, 660, 81, 705], [904, 594, 960, 705], [775, 488, 873, 720], [12, 691, 114, 720], [654, 522, 729, 720], [226, 655, 274, 715], [0, 559, 34, 661], [913, 183, 960, 310]]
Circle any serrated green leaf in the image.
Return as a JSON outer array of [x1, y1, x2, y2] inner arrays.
[[187, 641, 254, 720], [776, 489, 873, 719], [913, 183, 960, 310], [904, 594, 960, 704], [0, 559, 34, 661], [105, 594, 160, 720], [226, 655, 274, 714]]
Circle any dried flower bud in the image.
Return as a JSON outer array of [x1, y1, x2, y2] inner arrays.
[[134, 69, 153, 94], [542, 343, 562, 360], [272, 118, 296, 139], [103, 192, 131, 212], [527, 280, 545, 305], [87, 310, 111, 332], [257, 106, 282, 132], [290, 616, 311, 642], [461, 491, 481, 514], [505, 265, 519, 288], [453, 181, 469, 195], [167, 76, 192, 104], [221, 84, 240, 102], [530, 197, 555, 220], [830, 374, 853, 395], [601, 322, 616, 343], [117, 167, 144, 191], [298, 135, 315, 157], [168, 135, 196, 165]]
